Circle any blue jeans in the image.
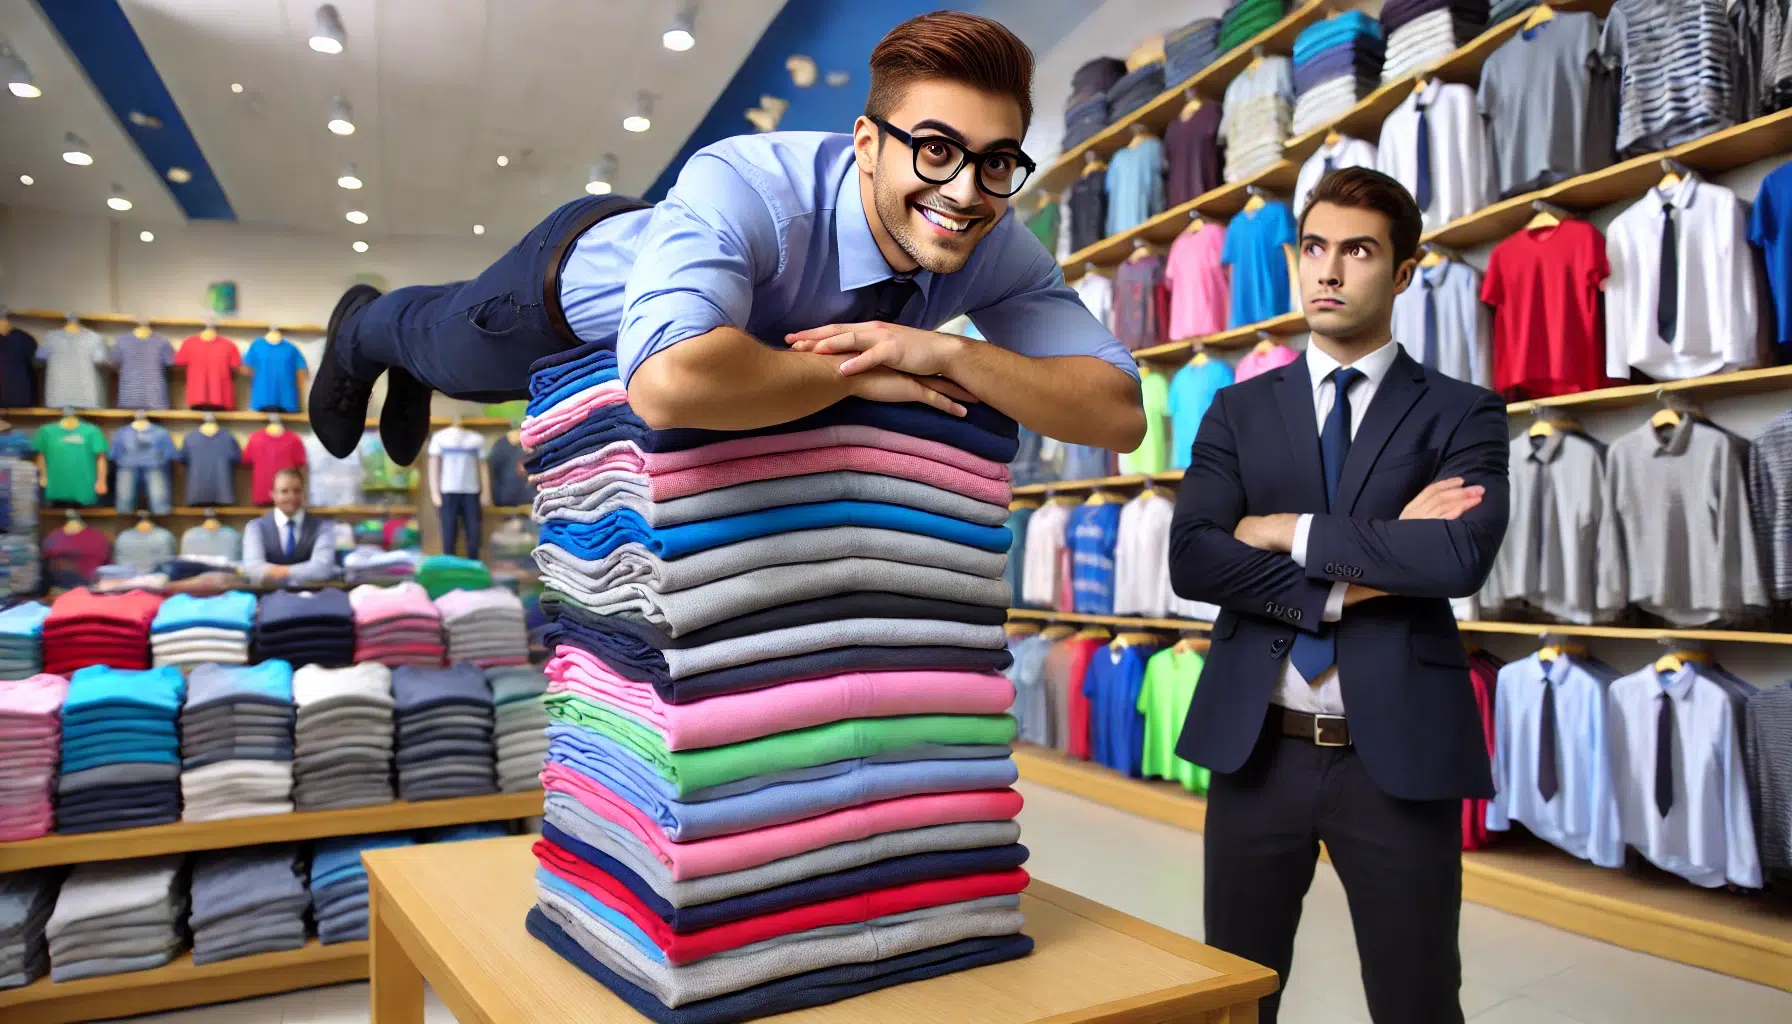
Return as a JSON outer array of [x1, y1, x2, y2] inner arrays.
[[115, 468, 172, 515], [440, 492, 481, 559], [338, 195, 649, 402]]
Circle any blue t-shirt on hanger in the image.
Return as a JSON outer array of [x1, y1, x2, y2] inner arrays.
[[1221, 200, 1297, 328], [1167, 358, 1236, 469], [244, 337, 308, 412]]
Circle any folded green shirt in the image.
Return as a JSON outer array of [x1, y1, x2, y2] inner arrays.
[[544, 692, 1016, 796]]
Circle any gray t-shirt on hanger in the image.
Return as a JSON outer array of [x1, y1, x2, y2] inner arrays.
[[179, 429, 242, 506], [37, 327, 109, 409], [1476, 11, 1618, 198], [180, 525, 243, 561], [112, 527, 177, 573]]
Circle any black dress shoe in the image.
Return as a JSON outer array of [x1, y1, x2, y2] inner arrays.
[[309, 284, 384, 458], [380, 365, 433, 467]]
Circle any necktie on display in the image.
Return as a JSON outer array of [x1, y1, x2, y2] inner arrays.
[[1420, 275, 1440, 368], [1657, 203, 1678, 343], [283, 520, 296, 558], [1413, 102, 1432, 211], [1537, 671, 1560, 802], [1290, 366, 1363, 683], [1655, 692, 1675, 817]]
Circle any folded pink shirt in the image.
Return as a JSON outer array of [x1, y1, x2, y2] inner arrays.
[[521, 383, 629, 447], [534, 446, 1011, 506], [348, 582, 441, 624], [0, 674, 70, 719], [546, 654, 1014, 750], [541, 763, 1022, 880]]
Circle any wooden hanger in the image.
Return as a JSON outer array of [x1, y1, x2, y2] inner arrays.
[[1178, 88, 1202, 121], [1189, 341, 1210, 367], [1528, 410, 1579, 437], [1074, 626, 1112, 640], [1650, 407, 1683, 429], [1040, 624, 1076, 640], [1252, 332, 1280, 356], [1526, 200, 1567, 231], [1183, 212, 1206, 236], [1654, 648, 1712, 674], [1081, 153, 1107, 177], [1128, 125, 1151, 149], [1323, 129, 1343, 148], [1243, 190, 1266, 213], [1657, 157, 1688, 193], [1111, 631, 1161, 649], [1523, 4, 1557, 30], [1084, 490, 1123, 505], [1537, 641, 1587, 663], [1008, 497, 1041, 511], [1127, 239, 1154, 263], [1004, 621, 1042, 637], [1172, 634, 1209, 654]]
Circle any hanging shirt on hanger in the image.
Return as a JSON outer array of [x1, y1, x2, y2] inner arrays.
[[1068, 172, 1109, 253], [1743, 682, 1792, 876], [1117, 370, 1170, 475], [1479, 430, 1626, 624], [111, 332, 176, 411], [1168, 358, 1234, 469], [1083, 643, 1149, 775], [1234, 342, 1299, 382], [175, 335, 243, 411], [1067, 501, 1123, 615], [1749, 410, 1792, 604], [1020, 502, 1070, 609], [1481, 220, 1612, 399], [1112, 254, 1166, 351], [1165, 224, 1229, 340], [1004, 505, 1034, 607], [1376, 82, 1491, 233], [1113, 490, 1171, 617], [1390, 260, 1491, 387], [243, 337, 309, 413], [1292, 136, 1378, 218], [1006, 633, 1054, 748], [1749, 162, 1792, 363], [1221, 201, 1297, 327], [1164, 102, 1223, 207], [1139, 647, 1209, 794], [38, 327, 109, 410], [1104, 137, 1167, 236], [1478, 12, 1617, 198], [1600, 0, 1739, 156]]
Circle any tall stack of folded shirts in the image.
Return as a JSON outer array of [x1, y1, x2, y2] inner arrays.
[[252, 589, 356, 668], [0, 869, 58, 989], [1106, 60, 1166, 121], [1487, 0, 1530, 25], [149, 592, 256, 668], [56, 665, 184, 834], [0, 674, 69, 841], [1063, 57, 1126, 149], [179, 661, 296, 821], [1380, 0, 1488, 82], [349, 581, 445, 667], [0, 601, 49, 680], [437, 587, 531, 668], [1219, 0, 1287, 53], [392, 664, 497, 801], [40, 588, 163, 677], [491, 665, 550, 792], [416, 554, 492, 599], [1166, 17, 1221, 85], [520, 340, 1033, 1016], [1291, 11, 1386, 136], [292, 663, 395, 810], [310, 833, 415, 943], [187, 844, 309, 964], [1220, 54, 1294, 182], [45, 855, 187, 981]]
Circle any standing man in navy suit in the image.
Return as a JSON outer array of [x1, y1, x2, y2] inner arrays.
[[1169, 168, 1510, 1024]]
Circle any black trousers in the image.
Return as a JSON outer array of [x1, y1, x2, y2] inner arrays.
[[1203, 719, 1464, 1024]]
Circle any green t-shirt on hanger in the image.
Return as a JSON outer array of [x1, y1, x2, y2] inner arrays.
[[1119, 369, 1171, 475], [32, 420, 108, 505], [1138, 647, 1210, 795]]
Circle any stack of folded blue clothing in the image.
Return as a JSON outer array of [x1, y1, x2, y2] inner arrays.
[[0, 869, 58, 989], [56, 665, 185, 834], [252, 589, 355, 667], [310, 833, 415, 943], [392, 664, 496, 801], [188, 845, 309, 964], [179, 661, 297, 822], [1064, 57, 1127, 149], [1106, 61, 1166, 121], [0, 601, 49, 680], [1380, 0, 1488, 82], [1165, 17, 1221, 85], [1291, 10, 1386, 136], [151, 591, 256, 668]]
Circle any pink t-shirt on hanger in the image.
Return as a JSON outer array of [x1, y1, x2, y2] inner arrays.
[[1235, 342, 1300, 381], [1164, 224, 1230, 340]]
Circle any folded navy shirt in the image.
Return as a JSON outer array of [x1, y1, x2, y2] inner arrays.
[[256, 589, 354, 629], [547, 593, 1005, 651], [525, 908, 1033, 1024], [540, 503, 1012, 562], [389, 664, 494, 716]]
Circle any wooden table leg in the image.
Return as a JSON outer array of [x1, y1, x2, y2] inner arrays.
[[369, 880, 425, 1024]]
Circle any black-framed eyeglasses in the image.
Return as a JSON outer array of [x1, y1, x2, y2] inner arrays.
[[871, 117, 1036, 198]]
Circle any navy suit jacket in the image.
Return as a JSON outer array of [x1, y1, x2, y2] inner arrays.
[[1169, 346, 1510, 801]]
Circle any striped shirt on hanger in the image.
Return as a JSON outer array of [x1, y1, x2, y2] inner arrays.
[[1749, 410, 1792, 602], [1599, 0, 1739, 155]]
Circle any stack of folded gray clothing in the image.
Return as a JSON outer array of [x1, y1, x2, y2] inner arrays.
[[292, 663, 395, 811], [434, 588, 530, 669], [392, 664, 496, 801], [187, 845, 309, 965], [45, 855, 188, 982], [0, 868, 60, 989], [179, 661, 296, 822], [490, 665, 549, 792]]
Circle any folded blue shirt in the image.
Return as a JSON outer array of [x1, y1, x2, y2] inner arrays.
[[0, 601, 50, 638], [392, 664, 493, 715], [530, 362, 621, 418], [152, 592, 258, 633], [61, 746, 181, 773], [65, 665, 185, 718], [185, 660, 295, 711], [62, 719, 179, 744], [528, 343, 620, 405], [540, 503, 1011, 562], [536, 868, 666, 962], [311, 834, 416, 890], [1293, 10, 1384, 62]]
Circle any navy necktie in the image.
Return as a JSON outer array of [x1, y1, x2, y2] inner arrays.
[[1655, 692, 1676, 817], [1290, 366, 1363, 682], [1322, 152, 1336, 177], [867, 276, 920, 324], [1420, 274, 1440, 368], [1413, 101, 1433, 211], [1657, 204, 1678, 342], [1537, 667, 1560, 801], [283, 520, 296, 558]]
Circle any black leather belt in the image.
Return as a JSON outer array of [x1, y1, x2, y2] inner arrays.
[[1280, 708, 1351, 747], [543, 196, 652, 344]]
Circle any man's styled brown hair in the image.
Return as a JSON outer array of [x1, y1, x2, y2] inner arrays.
[[1298, 167, 1424, 270], [866, 12, 1035, 132]]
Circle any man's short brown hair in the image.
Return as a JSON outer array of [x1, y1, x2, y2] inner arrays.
[[1298, 167, 1424, 270], [867, 12, 1035, 132], [272, 467, 305, 488]]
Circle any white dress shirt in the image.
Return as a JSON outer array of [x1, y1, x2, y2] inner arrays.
[[1275, 339, 1404, 715], [1604, 174, 1759, 380], [1293, 136, 1379, 219], [242, 508, 340, 588], [1020, 501, 1070, 609], [1376, 82, 1491, 233]]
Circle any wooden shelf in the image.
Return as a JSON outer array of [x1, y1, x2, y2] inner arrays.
[[40, 504, 417, 520], [1456, 620, 1792, 646], [1060, 160, 1300, 283], [1506, 365, 1792, 414], [1007, 608, 1213, 632], [1014, 471, 1183, 497], [8, 407, 291, 423], [0, 791, 542, 872], [5, 309, 325, 334], [1031, 0, 1330, 196], [489, 505, 532, 515], [0, 939, 368, 1024], [1013, 746, 1792, 991], [1133, 311, 1308, 362]]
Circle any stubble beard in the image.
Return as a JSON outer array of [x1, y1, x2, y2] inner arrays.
[[873, 174, 976, 276]]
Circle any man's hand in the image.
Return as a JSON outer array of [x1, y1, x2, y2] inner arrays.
[[1401, 477, 1485, 521], [1233, 513, 1301, 553], [263, 565, 290, 583], [843, 367, 973, 417], [785, 321, 967, 379]]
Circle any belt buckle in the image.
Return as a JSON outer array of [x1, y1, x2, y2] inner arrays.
[[1312, 714, 1348, 747]]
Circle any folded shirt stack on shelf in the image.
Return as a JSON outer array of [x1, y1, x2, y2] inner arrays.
[[392, 664, 497, 802], [0, 601, 49, 680], [521, 341, 1033, 1018], [311, 833, 415, 944], [0, 674, 69, 842], [1291, 10, 1386, 136], [0, 869, 57, 989], [293, 663, 396, 811], [1219, 0, 1286, 52], [1106, 60, 1166, 121], [1063, 57, 1127, 150], [436, 587, 531, 668], [56, 666, 184, 834], [252, 588, 355, 668], [350, 581, 446, 668], [40, 588, 163, 677], [179, 661, 296, 822], [416, 554, 492, 599], [149, 592, 256, 668], [1165, 16, 1221, 85], [188, 845, 309, 965], [1219, 54, 1294, 182], [491, 665, 551, 793], [45, 855, 187, 982], [1379, 0, 1489, 82], [342, 545, 424, 584]]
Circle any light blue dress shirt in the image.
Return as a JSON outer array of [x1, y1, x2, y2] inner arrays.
[[558, 131, 1138, 385], [1486, 653, 1624, 867], [1104, 138, 1167, 237]]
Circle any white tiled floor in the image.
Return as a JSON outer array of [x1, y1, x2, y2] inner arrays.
[[110, 778, 1792, 1023]]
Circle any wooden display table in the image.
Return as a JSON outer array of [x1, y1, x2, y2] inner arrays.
[[363, 835, 1276, 1023]]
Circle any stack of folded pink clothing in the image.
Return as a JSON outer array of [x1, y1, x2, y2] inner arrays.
[[0, 674, 70, 841], [348, 582, 445, 668]]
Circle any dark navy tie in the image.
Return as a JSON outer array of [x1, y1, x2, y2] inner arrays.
[[1414, 102, 1432, 211], [1537, 667, 1560, 801], [283, 520, 296, 558], [1655, 692, 1676, 817], [868, 276, 920, 324], [1657, 204, 1678, 343], [1420, 274, 1440, 368], [1290, 366, 1363, 682]]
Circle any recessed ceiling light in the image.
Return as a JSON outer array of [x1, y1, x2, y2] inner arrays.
[[4, 48, 38, 98], [623, 92, 653, 133], [18, 174, 32, 186], [107, 185, 132, 212], [166, 166, 192, 184], [663, 2, 696, 51], [310, 4, 347, 54], [139, 230, 154, 242], [345, 210, 368, 224], [61, 132, 92, 166], [495, 155, 509, 167], [586, 154, 618, 196], [337, 164, 362, 189], [352, 240, 369, 253], [128, 111, 162, 129], [327, 96, 355, 135], [230, 82, 244, 93], [472, 224, 485, 235]]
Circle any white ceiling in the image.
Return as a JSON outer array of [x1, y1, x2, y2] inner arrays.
[[0, 0, 784, 239]]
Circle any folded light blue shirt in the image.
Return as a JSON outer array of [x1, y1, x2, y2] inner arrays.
[[0, 601, 50, 637], [185, 660, 296, 711], [152, 592, 258, 633], [539, 502, 1013, 562], [64, 665, 185, 719], [536, 868, 666, 962]]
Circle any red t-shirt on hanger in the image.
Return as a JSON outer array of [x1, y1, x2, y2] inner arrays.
[[243, 428, 307, 505], [175, 335, 244, 410], [1480, 220, 1625, 400]]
